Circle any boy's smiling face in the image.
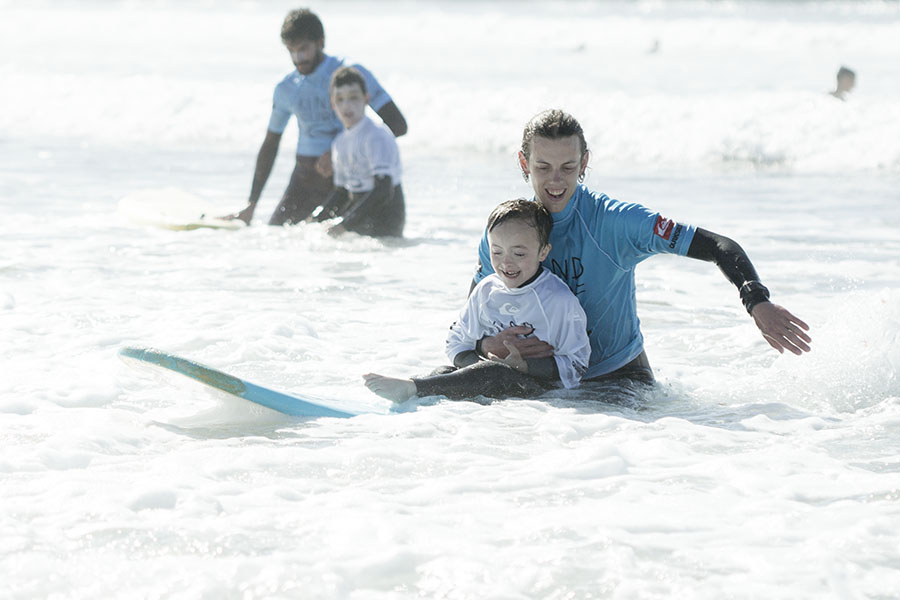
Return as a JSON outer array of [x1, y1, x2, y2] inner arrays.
[[519, 135, 588, 214], [488, 218, 551, 288], [331, 83, 368, 129]]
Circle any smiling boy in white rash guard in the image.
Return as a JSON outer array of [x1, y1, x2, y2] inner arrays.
[[364, 199, 590, 402]]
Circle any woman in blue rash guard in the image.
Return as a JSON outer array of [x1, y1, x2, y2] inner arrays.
[[471, 109, 812, 385]]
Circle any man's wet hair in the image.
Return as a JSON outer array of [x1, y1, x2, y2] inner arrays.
[[837, 66, 856, 80], [486, 198, 553, 248], [520, 109, 588, 163], [330, 66, 368, 96], [281, 8, 324, 44]]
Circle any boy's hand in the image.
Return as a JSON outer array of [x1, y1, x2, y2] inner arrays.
[[480, 326, 553, 359], [487, 341, 528, 373], [315, 151, 333, 178]]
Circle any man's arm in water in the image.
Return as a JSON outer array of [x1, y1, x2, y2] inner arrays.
[[687, 228, 811, 355], [225, 130, 282, 224]]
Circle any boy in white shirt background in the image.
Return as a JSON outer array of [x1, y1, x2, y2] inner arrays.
[[313, 66, 405, 237]]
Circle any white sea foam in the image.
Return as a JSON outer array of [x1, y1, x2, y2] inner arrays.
[[2, 1, 900, 598]]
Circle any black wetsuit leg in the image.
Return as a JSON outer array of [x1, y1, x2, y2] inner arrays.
[[584, 350, 655, 385], [412, 361, 548, 401], [269, 156, 333, 226], [342, 182, 405, 237]]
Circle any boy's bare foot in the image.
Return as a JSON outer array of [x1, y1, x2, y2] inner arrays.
[[363, 373, 417, 403]]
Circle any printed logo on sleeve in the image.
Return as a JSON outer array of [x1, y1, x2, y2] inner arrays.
[[654, 216, 675, 240]]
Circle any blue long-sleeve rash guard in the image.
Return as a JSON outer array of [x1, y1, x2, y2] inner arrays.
[[475, 185, 696, 379]]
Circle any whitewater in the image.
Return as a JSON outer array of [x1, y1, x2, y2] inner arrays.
[[2, 1, 899, 598]]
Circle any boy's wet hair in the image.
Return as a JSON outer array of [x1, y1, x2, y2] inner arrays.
[[281, 9, 324, 44], [486, 198, 553, 248], [330, 66, 368, 96], [521, 109, 588, 163]]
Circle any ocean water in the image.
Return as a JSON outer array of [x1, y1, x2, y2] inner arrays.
[[2, 1, 900, 598]]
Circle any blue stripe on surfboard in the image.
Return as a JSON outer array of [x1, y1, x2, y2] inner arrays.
[[119, 346, 359, 418]]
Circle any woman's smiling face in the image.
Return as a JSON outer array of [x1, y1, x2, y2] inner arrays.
[[519, 134, 587, 213]]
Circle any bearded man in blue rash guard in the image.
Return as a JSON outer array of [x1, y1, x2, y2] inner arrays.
[[226, 8, 407, 226], [472, 109, 812, 385]]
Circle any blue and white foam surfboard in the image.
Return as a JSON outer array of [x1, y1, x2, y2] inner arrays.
[[119, 346, 360, 418]]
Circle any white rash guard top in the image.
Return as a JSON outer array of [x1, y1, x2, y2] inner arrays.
[[446, 269, 590, 389]]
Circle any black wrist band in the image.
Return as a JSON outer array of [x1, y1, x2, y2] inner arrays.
[[740, 280, 770, 315], [475, 337, 485, 358]]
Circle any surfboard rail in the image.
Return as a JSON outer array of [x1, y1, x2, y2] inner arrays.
[[119, 346, 359, 418]]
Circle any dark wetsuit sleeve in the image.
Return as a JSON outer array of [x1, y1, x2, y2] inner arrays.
[[453, 350, 480, 368], [339, 175, 393, 229], [469, 343, 560, 381], [525, 357, 560, 380], [687, 228, 771, 313], [312, 188, 350, 222]]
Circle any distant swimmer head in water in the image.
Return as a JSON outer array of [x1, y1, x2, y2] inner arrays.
[[281, 8, 325, 75], [486, 198, 553, 288], [831, 66, 856, 101], [518, 110, 591, 214]]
